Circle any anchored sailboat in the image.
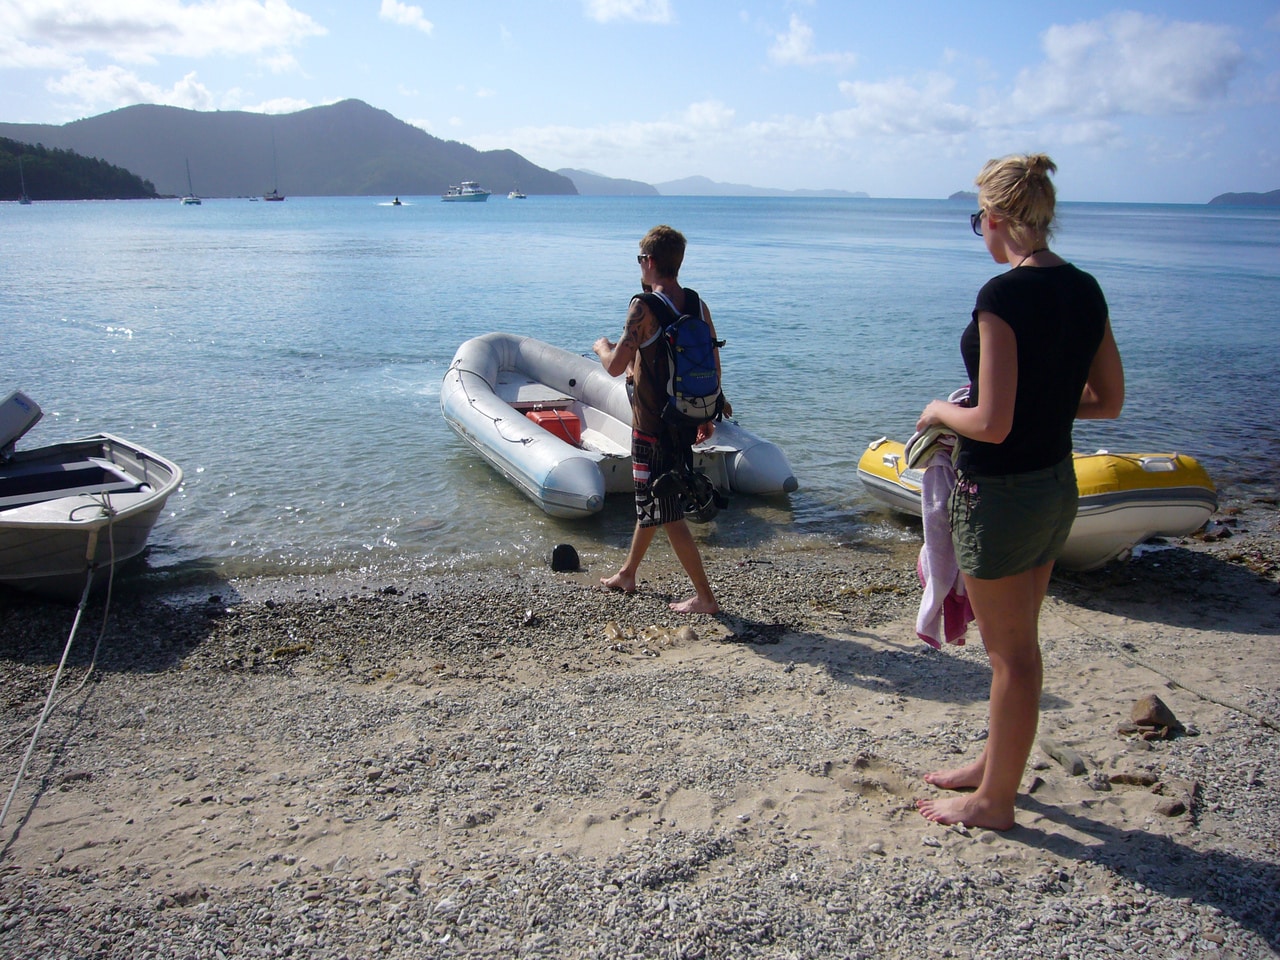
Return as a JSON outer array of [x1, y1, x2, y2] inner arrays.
[[181, 158, 201, 205], [264, 130, 284, 201], [18, 155, 31, 204]]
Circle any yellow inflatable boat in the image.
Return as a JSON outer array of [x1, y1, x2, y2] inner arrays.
[[856, 437, 1218, 571]]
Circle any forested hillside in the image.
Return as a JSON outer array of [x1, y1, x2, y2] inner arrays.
[[1, 138, 157, 201]]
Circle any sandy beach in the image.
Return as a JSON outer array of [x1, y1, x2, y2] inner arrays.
[[1, 487, 1277, 959]]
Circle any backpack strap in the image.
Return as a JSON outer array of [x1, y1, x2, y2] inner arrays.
[[632, 292, 668, 349]]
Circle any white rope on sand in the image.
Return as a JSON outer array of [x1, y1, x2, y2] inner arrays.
[[1, 501, 119, 835], [1047, 598, 1280, 732]]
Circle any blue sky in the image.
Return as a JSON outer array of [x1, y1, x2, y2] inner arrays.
[[2, 1, 1277, 202]]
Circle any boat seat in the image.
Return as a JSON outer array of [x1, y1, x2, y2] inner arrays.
[[495, 374, 574, 409], [0, 461, 145, 510]]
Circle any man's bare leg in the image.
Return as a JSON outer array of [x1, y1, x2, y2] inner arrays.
[[600, 523, 657, 594], [664, 519, 719, 613]]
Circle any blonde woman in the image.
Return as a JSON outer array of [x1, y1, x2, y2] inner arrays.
[[915, 155, 1125, 830]]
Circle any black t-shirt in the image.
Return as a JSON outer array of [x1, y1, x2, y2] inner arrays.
[[957, 263, 1108, 475]]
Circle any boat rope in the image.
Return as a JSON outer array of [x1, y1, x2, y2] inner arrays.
[[0, 496, 120, 837], [450, 359, 533, 446], [1047, 599, 1280, 732]]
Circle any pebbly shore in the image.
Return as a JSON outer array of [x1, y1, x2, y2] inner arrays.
[[1, 489, 1278, 960]]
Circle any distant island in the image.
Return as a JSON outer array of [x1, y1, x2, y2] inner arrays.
[[2, 137, 157, 201], [558, 169, 868, 198], [557, 168, 658, 196], [1208, 189, 1280, 206], [949, 190, 977, 202]]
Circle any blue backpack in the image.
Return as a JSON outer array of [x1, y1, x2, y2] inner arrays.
[[637, 288, 725, 427]]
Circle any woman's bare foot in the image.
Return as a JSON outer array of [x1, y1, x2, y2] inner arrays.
[[922, 757, 986, 791], [670, 595, 719, 614], [599, 572, 637, 594], [916, 794, 1015, 831]]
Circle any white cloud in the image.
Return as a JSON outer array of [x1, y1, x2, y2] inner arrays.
[[4, 1, 326, 116], [768, 15, 856, 69], [246, 95, 313, 114], [47, 65, 217, 111], [6, 0, 326, 63], [583, 0, 672, 25], [834, 74, 973, 136], [682, 100, 735, 129], [378, 0, 433, 36], [458, 12, 1258, 194], [1009, 12, 1243, 120]]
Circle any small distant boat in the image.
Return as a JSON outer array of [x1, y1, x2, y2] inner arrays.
[[181, 158, 201, 205], [856, 436, 1218, 571], [392, 197, 402, 206], [263, 130, 284, 200], [441, 334, 797, 519], [0, 391, 183, 599], [508, 188, 526, 199], [18, 155, 32, 204], [442, 181, 490, 202]]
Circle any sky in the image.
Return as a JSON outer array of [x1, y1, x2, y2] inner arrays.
[[2, 1, 1278, 202]]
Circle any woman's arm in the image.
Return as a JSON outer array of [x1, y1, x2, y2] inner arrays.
[[916, 312, 1016, 443], [1076, 318, 1124, 420]]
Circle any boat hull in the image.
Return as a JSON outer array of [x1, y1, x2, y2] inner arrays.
[[0, 434, 183, 599], [441, 333, 798, 519], [856, 438, 1216, 571]]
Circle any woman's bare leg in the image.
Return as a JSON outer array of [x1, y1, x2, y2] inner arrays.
[[918, 562, 1052, 829]]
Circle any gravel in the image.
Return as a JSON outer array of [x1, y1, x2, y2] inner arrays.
[[2, 506, 1278, 960]]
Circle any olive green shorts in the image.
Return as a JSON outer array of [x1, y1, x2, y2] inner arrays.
[[949, 456, 1078, 580]]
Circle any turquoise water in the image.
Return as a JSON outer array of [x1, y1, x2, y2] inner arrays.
[[3, 195, 1277, 587]]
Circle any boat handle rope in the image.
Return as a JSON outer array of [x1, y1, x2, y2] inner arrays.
[[450, 360, 535, 446], [1, 495, 121, 844], [1080, 451, 1184, 472]]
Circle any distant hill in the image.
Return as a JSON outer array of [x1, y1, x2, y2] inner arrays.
[[557, 168, 659, 196], [949, 190, 978, 202], [0, 100, 576, 198], [1208, 189, 1280, 206], [654, 175, 868, 198], [2, 137, 157, 200], [556, 168, 868, 198]]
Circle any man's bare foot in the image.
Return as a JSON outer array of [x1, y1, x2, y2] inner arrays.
[[922, 757, 985, 791], [670, 595, 719, 614], [599, 572, 637, 594], [915, 794, 1014, 831]]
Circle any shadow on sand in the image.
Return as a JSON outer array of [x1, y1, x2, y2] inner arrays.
[[1015, 794, 1280, 951]]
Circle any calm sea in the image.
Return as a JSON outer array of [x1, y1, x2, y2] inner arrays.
[[3, 195, 1277, 590]]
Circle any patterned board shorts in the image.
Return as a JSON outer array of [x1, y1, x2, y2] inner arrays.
[[949, 455, 1078, 579], [632, 430, 684, 528]]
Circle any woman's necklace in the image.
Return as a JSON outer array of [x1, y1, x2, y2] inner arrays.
[[1014, 247, 1049, 268]]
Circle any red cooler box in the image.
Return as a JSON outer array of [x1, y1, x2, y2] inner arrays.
[[526, 409, 582, 445]]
